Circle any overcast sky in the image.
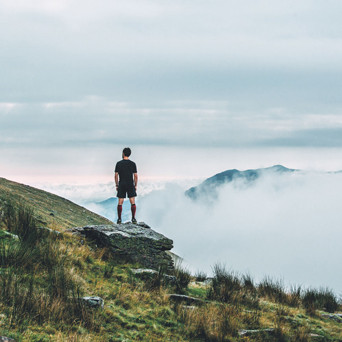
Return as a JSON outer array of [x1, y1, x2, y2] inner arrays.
[[1, 0, 342, 183]]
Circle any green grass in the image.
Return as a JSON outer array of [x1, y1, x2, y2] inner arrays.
[[0, 177, 112, 230], [0, 181, 342, 341]]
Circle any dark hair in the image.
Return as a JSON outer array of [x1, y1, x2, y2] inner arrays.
[[123, 147, 131, 157]]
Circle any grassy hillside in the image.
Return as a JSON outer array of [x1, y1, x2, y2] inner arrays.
[[0, 180, 341, 341], [0, 177, 112, 229]]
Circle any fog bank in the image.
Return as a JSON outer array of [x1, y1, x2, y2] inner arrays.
[[140, 171, 342, 295]]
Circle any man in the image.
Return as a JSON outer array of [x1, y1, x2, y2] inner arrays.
[[114, 147, 138, 224]]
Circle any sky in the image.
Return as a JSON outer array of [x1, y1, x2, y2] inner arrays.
[[2, 1, 342, 294], [1, 0, 342, 184]]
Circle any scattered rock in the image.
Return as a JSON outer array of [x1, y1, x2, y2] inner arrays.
[[131, 268, 177, 285], [72, 222, 174, 271], [167, 294, 206, 306], [321, 313, 342, 323], [182, 305, 197, 310], [0, 230, 19, 240], [238, 328, 275, 337], [81, 296, 104, 309], [189, 278, 213, 287], [203, 278, 213, 286], [0, 337, 16, 342], [131, 268, 157, 275], [310, 333, 325, 341]]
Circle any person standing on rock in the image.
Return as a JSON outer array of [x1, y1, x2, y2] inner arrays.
[[114, 147, 138, 224]]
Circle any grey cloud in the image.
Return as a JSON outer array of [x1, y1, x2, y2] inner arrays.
[[2, 99, 342, 150], [2, 0, 342, 103], [260, 128, 342, 147], [1, 0, 342, 167]]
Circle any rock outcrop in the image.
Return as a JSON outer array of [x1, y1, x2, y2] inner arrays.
[[71, 222, 174, 271]]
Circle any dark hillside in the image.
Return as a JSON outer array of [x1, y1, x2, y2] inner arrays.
[[186, 165, 296, 200]]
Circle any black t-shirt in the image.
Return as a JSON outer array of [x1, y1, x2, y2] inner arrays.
[[115, 159, 137, 184]]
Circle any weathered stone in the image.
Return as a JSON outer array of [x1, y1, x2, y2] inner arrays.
[[81, 296, 104, 309], [321, 313, 342, 323], [0, 337, 16, 342], [0, 230, 19, 240], [167, 294, 206, 306], [131, 268, 177, 285], [238, 328, 275, 337], [73, 222, 174, 271], [131, 268, 157, 275]]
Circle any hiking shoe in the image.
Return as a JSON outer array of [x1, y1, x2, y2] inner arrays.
[[132, 218, 137, 224], [117, 218, 122, 224]]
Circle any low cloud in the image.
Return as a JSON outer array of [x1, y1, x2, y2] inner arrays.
[[139, 171, 342, 294]]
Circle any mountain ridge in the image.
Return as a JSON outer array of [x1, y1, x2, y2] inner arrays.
[[185, 165, 296, 200]]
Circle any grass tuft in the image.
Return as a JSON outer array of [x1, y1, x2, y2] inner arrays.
[[302, 287, 339, 314]]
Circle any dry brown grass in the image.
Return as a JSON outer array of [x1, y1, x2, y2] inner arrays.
[[178, 303, 240, 341]]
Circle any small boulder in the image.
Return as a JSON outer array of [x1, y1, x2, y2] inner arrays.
[[0, 337, 16, 342], [131, 268, 177, 286], [81, 296, 104, 309], [238, 329, 275, 337], [321, 313, 342, 323], [167, 294, 206, 306]]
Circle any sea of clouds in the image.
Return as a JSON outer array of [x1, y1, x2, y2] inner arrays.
[[139, 170, 342, 296]]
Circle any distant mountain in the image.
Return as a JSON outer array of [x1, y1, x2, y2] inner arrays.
[[0, 177, 112, 230], [185, 165, 296, 200]]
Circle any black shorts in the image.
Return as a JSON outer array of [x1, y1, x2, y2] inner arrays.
[[117, 183, 137, 198]]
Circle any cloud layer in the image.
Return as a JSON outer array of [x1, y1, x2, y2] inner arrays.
[[139, 171, 342, 294]]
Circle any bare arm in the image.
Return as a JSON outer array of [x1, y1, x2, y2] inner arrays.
[[134, 173, 138, 189], [115, 172, 119, 190]]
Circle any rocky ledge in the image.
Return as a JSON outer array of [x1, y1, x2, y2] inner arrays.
[[70, 222, 174, 271]]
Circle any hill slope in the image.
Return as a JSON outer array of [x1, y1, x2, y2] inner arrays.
[[0, 177, 112, 229], [0, 177, 341, 341]]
